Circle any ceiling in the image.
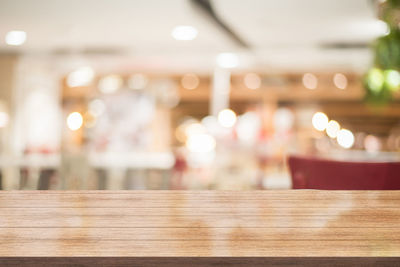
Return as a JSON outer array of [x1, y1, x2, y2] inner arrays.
[[0, 0, 384, 72]]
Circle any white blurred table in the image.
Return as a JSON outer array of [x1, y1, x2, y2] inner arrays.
[[0, 152, 175, 189]]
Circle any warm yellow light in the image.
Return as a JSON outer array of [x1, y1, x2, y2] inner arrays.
[[244, 73, 261, 89], [302, 73, 318, 89], [312, 112, 328, 131], [333, 73, 348, 90], [326, 120, 340, 138], [337, 129, 354, 149], [175, 125, 187, 143], [218, 109, 237, 128], [186, 133, 216, 153], [67, 112, 83, 131], [181, 73, 200, 90]]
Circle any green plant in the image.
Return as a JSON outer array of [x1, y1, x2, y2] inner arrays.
[[364, 0, 400, 104]]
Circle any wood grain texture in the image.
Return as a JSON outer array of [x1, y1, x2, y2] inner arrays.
[[0, 190, 400, 260], [1, 257, 400, 267]]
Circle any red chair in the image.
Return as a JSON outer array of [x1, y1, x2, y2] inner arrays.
[[288, 155, 400, 190]]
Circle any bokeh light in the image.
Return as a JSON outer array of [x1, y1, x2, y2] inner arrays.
[[333, 73, 348, 90], [67, 112, 83, 131], [218, 109, 237, 128], [98, 74, 123, 94], [84, 111, 97, 128], [364, 134, 381, 153], [326, 120, 340, 138], [337, 129, 354, 149], [302, 73, 318, 89], [201, 115, 229, 137], [186, 133, 216, 153], [244, 73, 261, 89], [366, 68, 384, 93], [67, 66, 95, 87], [274, 108, 294, 132], [185, 122, 206, 137], [384, 69, 400, 91], [236, 112, 261, 145], [88, 99, 106, 117], [181, 73, 200, 90], [312, 112, 329, 131]]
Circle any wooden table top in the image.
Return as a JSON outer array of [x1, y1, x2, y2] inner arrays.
[[0, 190, 400, 259]]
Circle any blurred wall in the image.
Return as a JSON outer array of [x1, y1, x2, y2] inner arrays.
[[0, 54, 17, 188]]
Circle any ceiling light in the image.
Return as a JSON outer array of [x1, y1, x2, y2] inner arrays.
[[171, 26, 198, 41], [5, 30, 26, 46]]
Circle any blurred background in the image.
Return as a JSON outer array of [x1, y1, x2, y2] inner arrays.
[[0, 0, 399, 190]]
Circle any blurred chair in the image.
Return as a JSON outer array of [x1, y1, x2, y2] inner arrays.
[[37, 169, 56, 190], [288, 155, 400, 190], [19, 168, 29, 189]]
